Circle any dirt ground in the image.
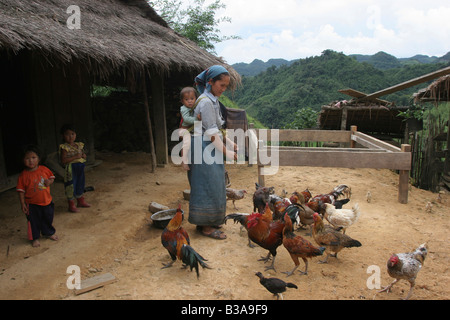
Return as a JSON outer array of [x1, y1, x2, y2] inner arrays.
[[0, 151, 448, 300]]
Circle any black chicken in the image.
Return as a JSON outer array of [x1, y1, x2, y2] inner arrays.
[[255, 272, 298, 300]]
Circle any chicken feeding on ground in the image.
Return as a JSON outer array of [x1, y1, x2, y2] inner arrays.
[[246, 210, 284, 271], [161, 205, 210, 278], [312, 212, 361, 263], [226, 188, 247, 209], [324, 202, 361, 234], [255, 272, 298, 300], [377, 243, 428, 300], [282, 214, 325, 276]]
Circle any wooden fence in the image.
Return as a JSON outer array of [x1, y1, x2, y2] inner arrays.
[[252, 126, 411, 203]]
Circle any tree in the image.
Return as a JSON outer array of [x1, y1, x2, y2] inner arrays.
[[148, 0, 239, 53]]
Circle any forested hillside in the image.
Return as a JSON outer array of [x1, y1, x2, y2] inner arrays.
[[227, 50, 450, 128]]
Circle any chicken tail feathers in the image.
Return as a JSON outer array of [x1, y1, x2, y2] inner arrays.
[[224, 213, 249, 227], [180, 244, 211, 278], [346, 239, 362, 248], [286, 283, 298, 289]]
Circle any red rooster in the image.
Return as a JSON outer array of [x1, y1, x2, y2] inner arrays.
[[161, 205, 210, 278], [247, 211, 284, 272], [282, 213, 325, 276]]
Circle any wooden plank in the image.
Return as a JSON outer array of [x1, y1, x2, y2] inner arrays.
[[75, 273, 116, 295], [338, 89, 391, 104], [151, 72, 168, 166], [142, 74, 157, 173], [360, 66, 450, 101], [259, 148, 411, 170], [352, 132, 401, 152], [256, 129, 351, 143]]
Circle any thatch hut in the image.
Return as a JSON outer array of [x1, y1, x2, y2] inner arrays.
[[0, 0, 240, 191], [319, 100, 408, 141], [413, 75, 450, 191]]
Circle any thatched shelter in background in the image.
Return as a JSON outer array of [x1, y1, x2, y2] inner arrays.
[[0, 0, 240, 191], [413, 75, 450, 192], [319, 99, 408, 142]]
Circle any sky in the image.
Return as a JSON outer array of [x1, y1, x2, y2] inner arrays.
[[212, 0, 450, 64]]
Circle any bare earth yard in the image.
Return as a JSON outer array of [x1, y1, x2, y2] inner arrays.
[[0, 151, 448, 300]]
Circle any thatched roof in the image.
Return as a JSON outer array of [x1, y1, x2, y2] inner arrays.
[[0, 0, 240, 87], [414, 75, 450, 103], [319, 101, 408, 137]]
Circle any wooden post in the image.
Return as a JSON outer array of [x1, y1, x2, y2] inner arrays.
[[257, 139, 265, 187], [350, 125, 357, 148], [398, 144, 411, 204], [151, 72, 168, 166], [142, 73, 157, 173]]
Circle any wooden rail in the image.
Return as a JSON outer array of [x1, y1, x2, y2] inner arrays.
[[255, 126, 411, 203]]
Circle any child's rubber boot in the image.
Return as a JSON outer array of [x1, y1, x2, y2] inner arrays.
[[77, 196, 91, 208], [68, 200, 79, 212]]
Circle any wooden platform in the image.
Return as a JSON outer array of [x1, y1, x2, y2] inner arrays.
[[252, 126, 411, 203]]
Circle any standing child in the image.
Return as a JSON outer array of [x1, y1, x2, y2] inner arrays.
[[179, 87, 201, 171], [59, 124, 90, 212], [16, 145, 58, 247]]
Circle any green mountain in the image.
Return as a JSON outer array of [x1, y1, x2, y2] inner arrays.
[[234, 51, 450, 76], [228, 50, 449, 129], [232, 58, 298, 76]]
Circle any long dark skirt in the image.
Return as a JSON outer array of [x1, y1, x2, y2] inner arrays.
[[187, 136, 226, 226]]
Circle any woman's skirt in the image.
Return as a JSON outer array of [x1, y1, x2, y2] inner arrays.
[[187, 136, 226, 226]]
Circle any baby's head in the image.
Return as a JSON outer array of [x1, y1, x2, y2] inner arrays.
[[180, 87, 198, 109]]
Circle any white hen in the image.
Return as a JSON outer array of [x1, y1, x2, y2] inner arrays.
[[324, 202, 361, 234]]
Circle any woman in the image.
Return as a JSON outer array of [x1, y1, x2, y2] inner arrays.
[[188, 65, 237, 240]]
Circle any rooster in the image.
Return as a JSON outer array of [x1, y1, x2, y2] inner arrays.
[[255, 272, 297, 300], [161, 205, 210, 278], [378, 243, 428, 300], [312, 212, 361, 263], [324, 203, 361, 234], [282, 214, 325, 276], [247, 211, 284, 271], [226, 188, 247, 209]]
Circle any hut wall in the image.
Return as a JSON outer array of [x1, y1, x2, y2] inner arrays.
[[0, 50, 94, 191]]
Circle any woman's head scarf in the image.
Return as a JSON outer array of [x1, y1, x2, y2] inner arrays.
[[194, 65, 229, 94]]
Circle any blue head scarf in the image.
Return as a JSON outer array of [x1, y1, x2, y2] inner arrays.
[[194, 65, 229, 94]]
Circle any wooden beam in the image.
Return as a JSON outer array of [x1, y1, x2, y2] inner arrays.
[[352, 131, 401, 152], [338, 89, 391, 104], [359, 66, 450, 102], [256, 129, 352, 143], [151, 72, 168, 166], [269, 148, 411, 170], [142, 74, 157, 173]]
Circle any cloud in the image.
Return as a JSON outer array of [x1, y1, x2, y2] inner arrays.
[[214, 0, 450, 64]]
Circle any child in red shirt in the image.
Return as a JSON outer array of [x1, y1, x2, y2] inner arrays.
[[16, 145, 58, 247]]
